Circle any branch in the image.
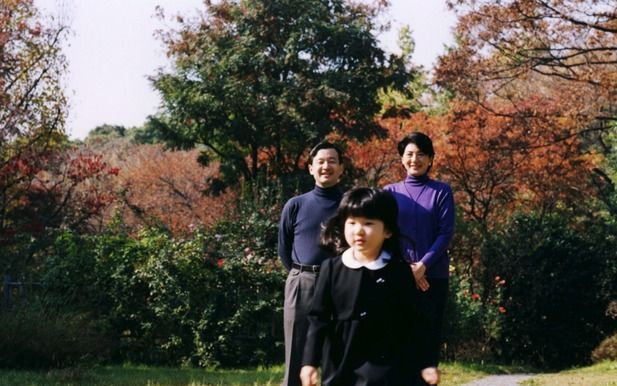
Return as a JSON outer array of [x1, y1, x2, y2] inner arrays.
[[537, 0, 617, 34]]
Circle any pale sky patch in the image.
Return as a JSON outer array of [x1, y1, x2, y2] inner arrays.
[[34, 0, 456, 139]]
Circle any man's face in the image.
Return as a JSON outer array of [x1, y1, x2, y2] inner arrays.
[[309, 148, 344, 188]]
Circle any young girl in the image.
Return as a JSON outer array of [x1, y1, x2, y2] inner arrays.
[[299, 187, 434, 386]]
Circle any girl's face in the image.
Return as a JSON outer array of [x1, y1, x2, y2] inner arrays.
[[401, 143, 433, 177], [344, 216, 391, 261]]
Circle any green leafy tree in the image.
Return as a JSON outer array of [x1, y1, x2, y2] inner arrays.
[[126, 121, 167, 145], [0, 2, 118, 278], [0, 0, 67, 145], [84, 123, 167, 146], [589, 121, 617, 217], [151, 0, 414, 188], [85, 124, 127, 140], [1, 0, 67, 275], [379, 25, 431, 118]]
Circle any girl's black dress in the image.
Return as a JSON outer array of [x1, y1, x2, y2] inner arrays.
[[302, 250, 420, 386]]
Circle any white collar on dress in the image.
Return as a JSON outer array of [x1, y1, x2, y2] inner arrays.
[[341, 248, 391, 270]]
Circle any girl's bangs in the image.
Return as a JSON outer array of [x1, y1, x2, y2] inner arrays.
[[344, 198, 382, 220]]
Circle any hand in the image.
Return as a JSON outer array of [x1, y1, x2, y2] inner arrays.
[[300, 365, 318, 386], [411, 263, 430, 292], [421, 366, 440, 385]]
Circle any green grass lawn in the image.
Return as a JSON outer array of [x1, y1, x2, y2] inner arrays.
[[522, 361, 617, 386], [439, 361, 535, 386], [0, 362, 531, 386], [0, 361, 561, 386], [0, 364, 284, 386]]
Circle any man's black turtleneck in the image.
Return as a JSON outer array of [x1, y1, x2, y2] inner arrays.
[[278, 185, 343, 270]]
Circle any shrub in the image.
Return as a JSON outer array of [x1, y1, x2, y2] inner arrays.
[[591, 333, 617, 363], [591, 301, 617, 363], [190, 181, 285, 366], [482, 212, 616, 369], [191, 253, 284, 366], [41, 181, 286, 367], [443, 270, 484, 361], [443, 268, 507, 362], [0, 299, 111, 369]]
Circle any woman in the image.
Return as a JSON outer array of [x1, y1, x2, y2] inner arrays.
[[384, 132, 455, 385]]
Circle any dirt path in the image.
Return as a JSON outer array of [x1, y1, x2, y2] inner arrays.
[[461, 374, 536, 386]]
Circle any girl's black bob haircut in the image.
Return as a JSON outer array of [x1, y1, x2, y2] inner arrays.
[[338, 188, 398, 232], [321, 187, 401, 257]]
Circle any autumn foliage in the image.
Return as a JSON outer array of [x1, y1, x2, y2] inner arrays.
[[82, 131, 236, 236], [442, 101, 598, 229], [108, 144, 235, 235], [0, 146, 118, 276], [438, 0, 616, 139], [0, 0, 119, 275], [352, 104, 596, 234], [1, 0, 614, 370]]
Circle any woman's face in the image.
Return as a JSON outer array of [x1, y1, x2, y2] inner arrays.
[[401, 143, 433, 177]]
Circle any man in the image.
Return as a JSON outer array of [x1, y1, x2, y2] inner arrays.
[[278, 141, 345, 386]]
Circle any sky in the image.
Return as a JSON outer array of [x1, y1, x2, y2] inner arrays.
[[34, 0, 457, 140]]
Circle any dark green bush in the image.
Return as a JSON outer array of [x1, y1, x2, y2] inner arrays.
[[482, 212, 616, 369], [591, 333, 617, 362], [442, 215, 509, 362], [42, 184, 285, 367], [443, 268, 507, 362], [0, 299, 111, 369], [591, 301, 617, 363]]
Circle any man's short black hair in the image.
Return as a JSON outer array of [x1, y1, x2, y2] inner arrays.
[[309, 141, 343, 164]]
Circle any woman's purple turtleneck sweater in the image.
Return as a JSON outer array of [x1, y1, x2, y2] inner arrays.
[[385, 174, 455, 279]]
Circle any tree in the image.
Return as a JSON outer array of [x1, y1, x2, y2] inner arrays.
[[433, 0, 614, 269], [81, 129, 237, 236], [436, 1, 616, 195], [402, 2, 616, 361], [0, 2, 119, 277], [482, 211, 616, 368], [0, 0, 66, 187], [84, 123, 168, 146], [1, 0, 67, 273], [85, 124, 127, 142], [112, 145, 236, 235], [0, 0, 67, 143], [436, 0, 617, 185], [433, 0, 613, 272], [126, 121, 168, 145], [439, 0, 616, 123], [151, 0, 414, 188], [378, 25, 432, 118], [592, 122, 617, 215], [445, 101, 599, 230], [0, 146, 118, 276]]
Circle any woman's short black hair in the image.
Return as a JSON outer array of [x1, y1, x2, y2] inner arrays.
[[397, 132, 435, 157]]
